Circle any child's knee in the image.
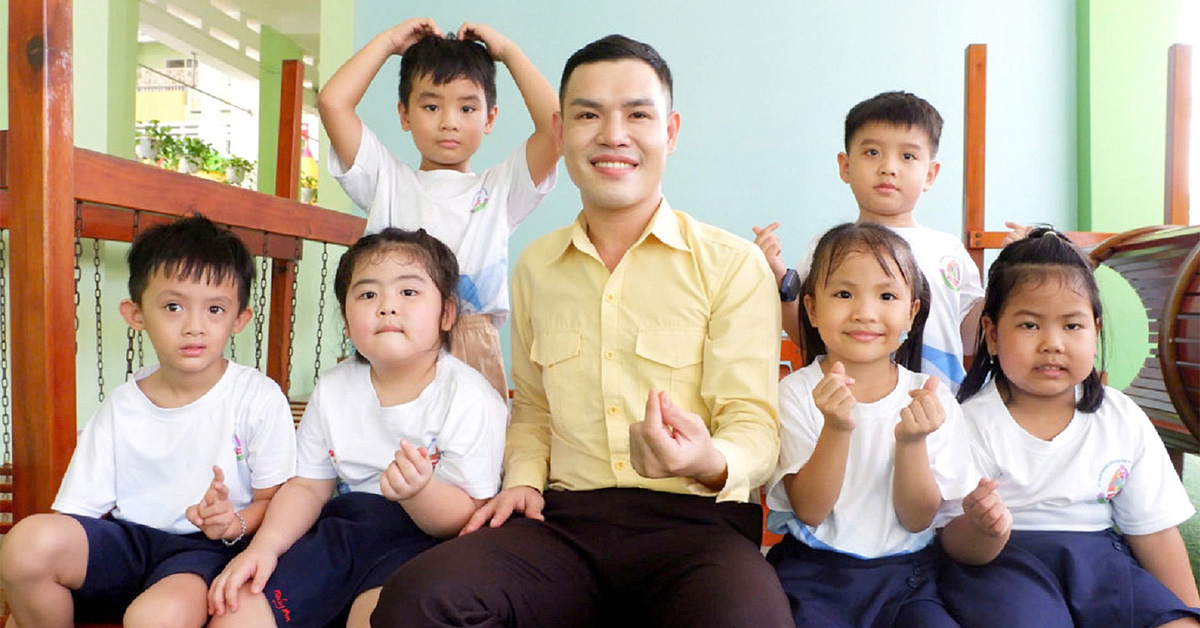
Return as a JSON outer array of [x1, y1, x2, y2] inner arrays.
[[0, 513, 85, 585], [123, 573, 209, 628]]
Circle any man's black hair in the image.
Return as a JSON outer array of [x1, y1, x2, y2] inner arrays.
[[560, 35, 673, 109]]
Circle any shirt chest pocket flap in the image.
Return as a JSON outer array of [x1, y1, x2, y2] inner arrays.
[[635, 328, 706, 369], [530, 331, 582, 369]]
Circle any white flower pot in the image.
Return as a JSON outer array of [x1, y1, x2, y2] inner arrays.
[[178, 156, 201, 174], [300, 187, 316, 204], [225, 166, 245, 185], [135, 137, 158, 161]]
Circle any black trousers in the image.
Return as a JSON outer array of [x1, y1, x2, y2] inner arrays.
[[370, 487, 793, 628]]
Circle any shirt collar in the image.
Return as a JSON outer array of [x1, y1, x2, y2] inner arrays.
[[556, 198, 690, 261]]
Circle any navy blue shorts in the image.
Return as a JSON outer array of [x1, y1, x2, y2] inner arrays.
[[766, 535, 959, 628], [264, 492, 437, 628], [68, 514, 239, 623], [939, 529, 1200, 628]]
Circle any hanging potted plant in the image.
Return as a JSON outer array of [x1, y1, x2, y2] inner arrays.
[[223, 155, 254, 185], [177, 137, 211, 174], [135, 120, 174, 163], [300, 173, 318, 204]]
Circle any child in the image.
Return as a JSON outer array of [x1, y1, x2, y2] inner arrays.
[[938, 228, 1200, 627], [0, 215, 296, 627], [753, 91, 983, 391], [206, 228, 508, 628], [319, 18, 559, 399], [764, 222, 976, 627]]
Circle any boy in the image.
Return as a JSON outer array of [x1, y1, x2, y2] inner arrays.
[[0, 215, 296, 627], [319, 18, 559, 398], [754, 91, 984, 391]]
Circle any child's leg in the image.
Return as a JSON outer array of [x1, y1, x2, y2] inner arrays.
[[122, 572, 209, 628], [346, 587, 381, 628], [0, 513, 89, 628], [205, 583, 275, 628]]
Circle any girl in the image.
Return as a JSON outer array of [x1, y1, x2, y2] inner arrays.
[[764, 222, 976, 628], [939, 227, 1200, 628], [206, 228, 508, 628]]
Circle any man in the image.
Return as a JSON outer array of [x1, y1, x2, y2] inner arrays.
[[371, 34, 792, 628]]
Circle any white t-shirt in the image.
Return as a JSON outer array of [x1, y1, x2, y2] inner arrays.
[[295, 353, 507, 500], [53, 362, 297, 535], [766, 358, 976, 558], [330, 124, 556, 324], [797, 225, 984, 391], [939, 381, 1195, 535]]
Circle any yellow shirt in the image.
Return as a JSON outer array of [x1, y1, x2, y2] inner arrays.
[[505, 201, 782, 503]]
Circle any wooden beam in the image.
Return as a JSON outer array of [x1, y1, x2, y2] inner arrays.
[[963, 44, 987, 272], [267, 59, 306, 390], [7, 0, 78, 518], [1166, 44, 1191, 226]]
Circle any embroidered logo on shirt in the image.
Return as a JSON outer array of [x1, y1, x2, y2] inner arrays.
[[471, 186, 490, 213], [1096, 460, 1130, 502], [426, 437, 441, 469], [233, 434, 244, 461], [940, 256, 963, 292]]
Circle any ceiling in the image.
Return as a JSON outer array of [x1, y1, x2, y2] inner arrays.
[[138, 0, 322, 88]]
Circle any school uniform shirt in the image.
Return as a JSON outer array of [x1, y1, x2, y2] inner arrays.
[[295, 354, 507, 500], [766, 358, 976, 558], [329, 124, 556, 324], [939, 381, 1194, 535], [797, 224, 983, 391], [505, 201, 782, 503], [53, 362, 297, 534]]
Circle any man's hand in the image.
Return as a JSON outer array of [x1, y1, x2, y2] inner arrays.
[[186, 465, 237, 541], [459, 486, 545, 535], [628, 390, 727, 488], [380, 440, 435, 502], [752, 222, 788, 284], [385, 18, 442, 55], [895, 376, 945, 442], [813, 362, 857, 432], [457, 22, 514, 63], [962, 478, 1012, 537]]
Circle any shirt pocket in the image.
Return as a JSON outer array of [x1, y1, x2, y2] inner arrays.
[[635, 328, 706, 397], [530, 330, 582, 412]]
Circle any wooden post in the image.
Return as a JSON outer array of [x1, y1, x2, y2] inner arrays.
[[1165, 44, 1191, 226], [7, 0, 78, 518], [963, 44, 987, 273], [266, 59, 304, 390]]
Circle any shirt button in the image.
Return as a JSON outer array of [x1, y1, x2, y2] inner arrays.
[[607, 406, 619, 416], [604, 350, 615, 360], [605, 293, 615, 302], [614, 460, 627, 471]]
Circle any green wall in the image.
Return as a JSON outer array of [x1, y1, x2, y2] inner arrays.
[[257, 26, 304, 195]]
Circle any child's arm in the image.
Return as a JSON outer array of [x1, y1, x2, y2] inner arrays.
[[317, 18, 442, 169], [752, 223, 803, 345], [207, 476, 336, 616], [892, 377, 945, 532], [380, 440, 485, 538], [939, 478, 1012, 565], [1126, 527, 1200, 607], [457, 22, 560, 187], [783, 362, 856, 526]]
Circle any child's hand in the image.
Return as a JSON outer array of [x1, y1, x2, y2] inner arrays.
[[895, 377, 945, 442], [208, 545, 278, 616], [385, 18, 442, 55], [186, 465, 237, 541], [457, 22, 514, 62], [460, 486, 545, 535], [1001, 221, 1033, 247], [962, 478, 1012, 537], [813, 361, 857, 431], [752, 222, 788, 283], [380, 440, 434, 502]]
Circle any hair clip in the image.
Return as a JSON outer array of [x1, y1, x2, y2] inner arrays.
[[445, 32, 457, 41]]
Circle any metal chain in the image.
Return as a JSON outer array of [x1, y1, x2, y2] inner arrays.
[[73, 204, 83, 355], [254, 236, 269, 370], [1, 231, 11, 464], [126, 212, 141, 378], [93, 238, 106, 401], [285, 238, 301, 394], [313, 242, 329, 385], [137, 331, 145, 368]]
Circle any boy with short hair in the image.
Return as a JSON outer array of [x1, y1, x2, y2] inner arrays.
[[0, 215, 296, 627], [754, 91, 984, 391], [319, 18, 559, 398]]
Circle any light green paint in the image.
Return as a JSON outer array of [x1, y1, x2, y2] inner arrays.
[[258, 26, 305, 194], [317, 0, 355, 215], [1081, 0, 1183, 388]]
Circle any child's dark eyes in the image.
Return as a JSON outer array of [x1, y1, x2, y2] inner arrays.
[[165, 303, 182, 312], [864, 149, 879, 156], [1065, 322, 1084, 331], [880, 292, 897, 301], [422, 104, 438, 113], [1018, 321, 1038, 330], [357, 290, 377, 300], [400, 289, 418, 297], [208, 305, 225, 315], [903, 153, 917, 160], [461, 106, 476, 114], [833, 290, 852, 299]]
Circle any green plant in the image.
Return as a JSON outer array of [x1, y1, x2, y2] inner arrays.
[[176, 137, 217, 172], [223, 155, 254, 173], [300, 173, 318, 189], [136, 120, 177, 163]]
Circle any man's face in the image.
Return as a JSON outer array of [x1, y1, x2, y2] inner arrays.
[[554, 59, 680, 215]]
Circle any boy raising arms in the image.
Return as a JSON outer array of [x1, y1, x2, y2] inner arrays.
[[319, 18, 559, 398], [0, 216, 296, 627], [755, 91, 984, 391]]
